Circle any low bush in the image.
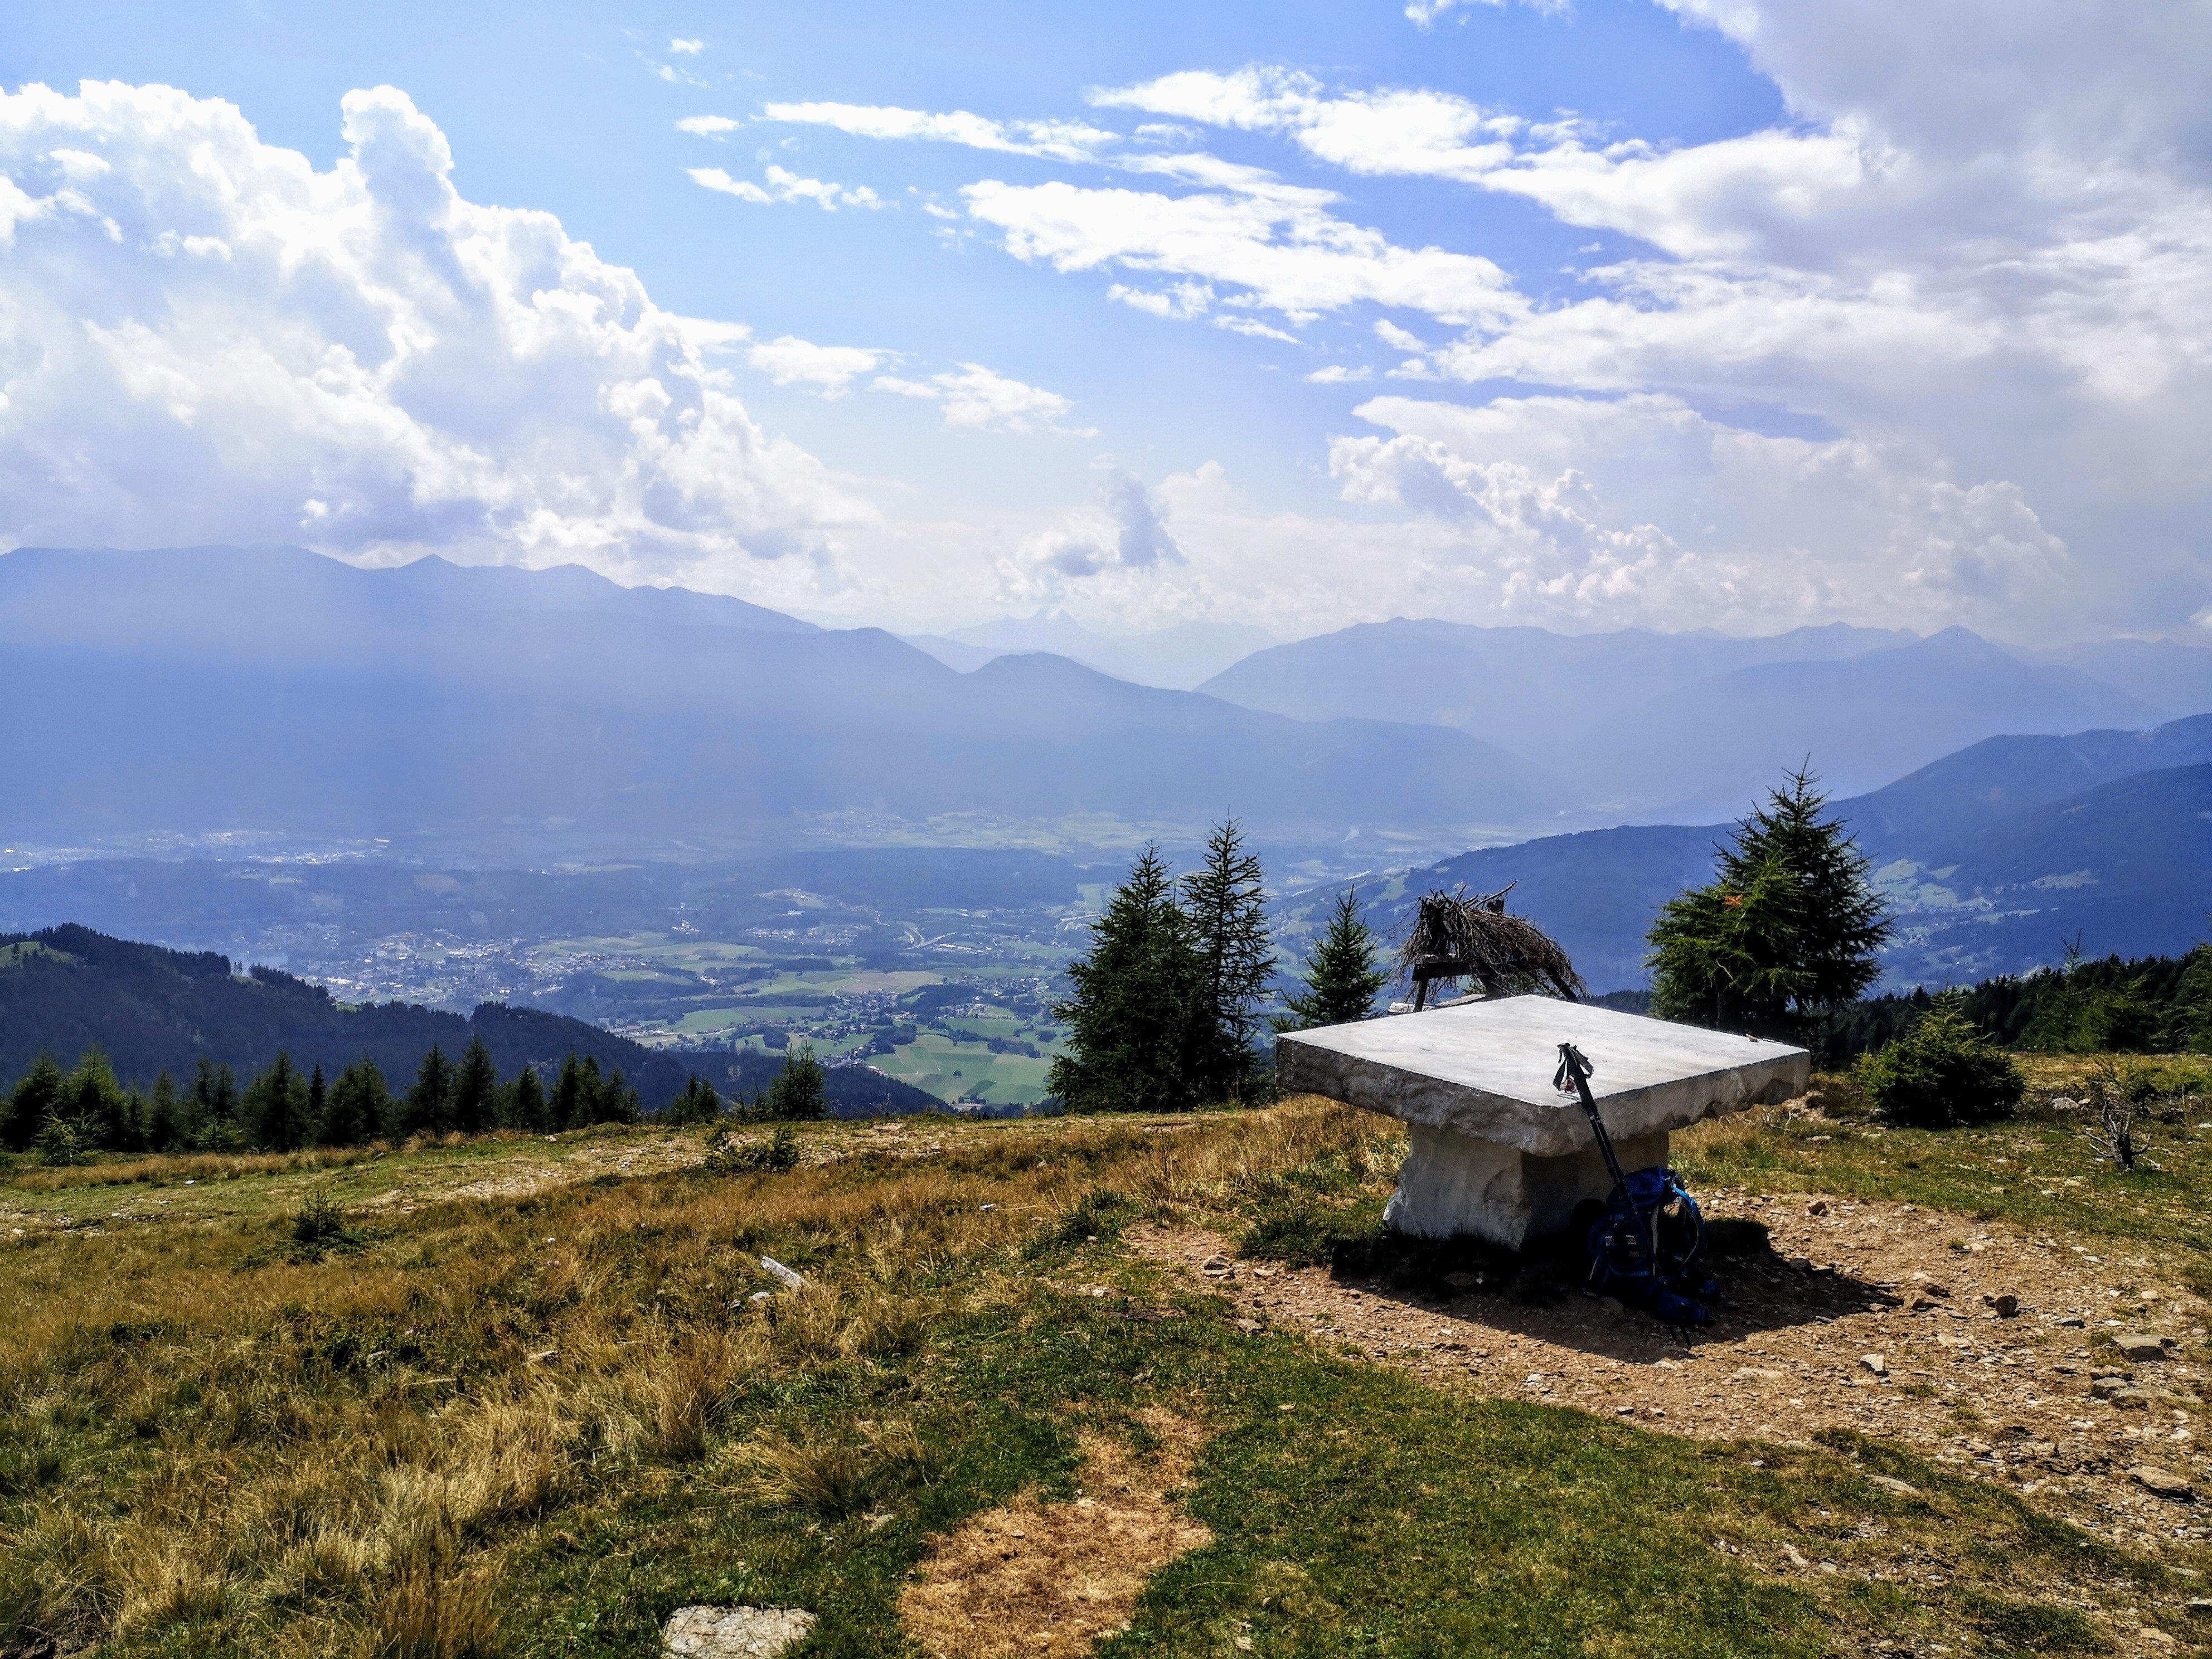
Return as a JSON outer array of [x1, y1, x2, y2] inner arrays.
[[1856, 1001, 2025, 1128], [702, 1123, 801, 1175]]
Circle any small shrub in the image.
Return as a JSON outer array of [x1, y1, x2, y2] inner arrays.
[[288, 1192, 361, 1260], [1856, 1001, 2024, 1128], [702, 1123, 800, 1175], [1030, 1187, 1136, 1256]]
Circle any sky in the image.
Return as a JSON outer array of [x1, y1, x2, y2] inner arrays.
[[0, 1, 2206, 643]]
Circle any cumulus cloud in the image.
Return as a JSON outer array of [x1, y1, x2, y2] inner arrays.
[[676, 114, 738, 137], [746, 337, 881, 397], [689, 164, 884, 210], [1006, 469, 1187, 596], [0, 80, 869, 582], [872, 363, 1081, 433], [1326, 393, 2070, 631], [668, 38, 705, 55]]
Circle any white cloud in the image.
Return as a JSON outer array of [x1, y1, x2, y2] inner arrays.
[[1306, 365, 1371, 383], [872, 363, 1080, 433], [762, 101, 1115, 164], [689, 163, 884, 211], [960, 175, 1521, 327], [1326, 392, 2070, 633], [747, 337, 881, 397], [676, 114, 739, 137], [668, 38, 705, 55], [0, 80, 870, 585], [1006, 470, 1187, 595]]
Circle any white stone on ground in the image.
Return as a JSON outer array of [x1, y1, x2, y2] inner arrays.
[[661, 1605, 816, 1656]]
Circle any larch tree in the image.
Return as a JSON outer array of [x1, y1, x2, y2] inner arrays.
[[1180, 816, 1275, 1104]]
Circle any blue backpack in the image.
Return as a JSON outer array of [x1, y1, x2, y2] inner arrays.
[[1554, 1042, 1715, 1325]]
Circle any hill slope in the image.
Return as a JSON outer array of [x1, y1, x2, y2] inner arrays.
[[0, 925, 938, 1117], [1336, 717, 2212, 993]]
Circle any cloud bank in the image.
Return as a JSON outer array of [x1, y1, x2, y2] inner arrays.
[[0, 80, 871, 585]]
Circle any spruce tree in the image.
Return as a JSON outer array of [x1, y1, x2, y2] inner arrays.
[[450, 1036, 499, 1136], [1050, 845, 1206, 1113], [248, 1052, 309, 1152], [305, 1065, 327, 1143], [401, 1045, 454, 1138], [549, 1053, 588, 1132], [1275, 888, 1388, 1031], [321, 1057, 390, 1147], [65, 1050, 132, 1151], [596, 1067, 642, 1125], [502, 1065, 547, 1133], [1648, 765, 1890, 1034], [7, 1055, 65, 1153], [147, 1072, 183, 1153], [668, 1074, 721, 1126], [1181, 817, 1274, 1103]]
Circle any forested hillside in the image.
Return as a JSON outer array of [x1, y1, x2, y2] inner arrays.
[[0, 926, 937, 1122]]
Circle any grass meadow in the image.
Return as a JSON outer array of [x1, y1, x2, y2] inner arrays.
[[3, 1060, 2208, 1656]]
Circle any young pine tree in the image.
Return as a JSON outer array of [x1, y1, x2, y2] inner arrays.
[[1275, 889, 1389, 1032], [1180, 817, 1275, 1104], [502, 1064, 548, 1133], [1648, 765, 1890, 1035], [247, 1052, 310, 1152], [450, 1036, 499, 1136], [1050, 845, 1206, 1114], [763, 1046, 828, 1122], [400, 1045, 454, 1138], [62, 1050, 132, 1151]]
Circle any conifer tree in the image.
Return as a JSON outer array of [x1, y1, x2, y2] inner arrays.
[[321, 1057, 390, 1147], [596, 1067, 642, 1125], [401, 1045, 454, 1138], [1181, 817, 1274, 1103], [248, 1052, 309, 1152], [502, 1064, 547, 1133], [1648, 764, 1890, 1034], [1275, 889, 1389, 1032], [450, 1036, 499, 1136], [305, 1065, 327, 1142], [667, 1074, 722, 1126], [7, 1054, 65, 1153], [147, 1071, 183, 1152], [65, 1050, 132, 1150], [763, 1047, 827, 1121], [550, 1052, 589, 1132], [1050, 845, 1206, 1113]]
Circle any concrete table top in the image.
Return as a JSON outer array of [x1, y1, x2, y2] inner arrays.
[[1275, 995, 1809, 1157]]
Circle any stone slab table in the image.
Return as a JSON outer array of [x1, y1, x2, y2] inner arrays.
[[1275, 996, 1808, 1249]]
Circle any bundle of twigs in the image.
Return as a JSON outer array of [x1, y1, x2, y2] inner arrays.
[[1396, 885, 1585, 1001]]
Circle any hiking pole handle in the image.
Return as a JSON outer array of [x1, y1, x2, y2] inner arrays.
[[1553, 1041, 1628, 1189]]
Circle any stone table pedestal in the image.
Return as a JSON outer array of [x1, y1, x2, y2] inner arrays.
[[1275, 996, 1808, 1249]]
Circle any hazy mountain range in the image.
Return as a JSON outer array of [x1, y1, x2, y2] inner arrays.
[[903, 610, 1279, 691], [1202, 619, 2199, 821], [0, 546, 1556, 854], [1334, 715, 2212, 993]]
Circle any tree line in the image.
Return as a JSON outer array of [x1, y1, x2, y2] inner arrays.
[[2, 1038, 647, 1163]]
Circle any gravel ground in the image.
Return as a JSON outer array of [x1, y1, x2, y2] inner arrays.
[[1134, 1191, 2212, 1565]]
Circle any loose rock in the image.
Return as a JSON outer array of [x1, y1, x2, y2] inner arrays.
[[1864, 1474, 1922, 1497], [1859, 1353, 1886, 1376], [2115, 1333, 2174, 1361], [2130, 1466, 2195, 1501], [662, 1605, 816, 1657]]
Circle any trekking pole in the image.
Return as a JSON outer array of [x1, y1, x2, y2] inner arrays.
[[1552, 1042, 1627, 1190]]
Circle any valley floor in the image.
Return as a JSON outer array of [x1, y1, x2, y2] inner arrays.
[[5, 1067, 2210, 1657]]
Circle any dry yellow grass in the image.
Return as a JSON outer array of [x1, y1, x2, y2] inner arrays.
[[898, 1410, 1212, 1659], [0, 1100, 1384, 1656]]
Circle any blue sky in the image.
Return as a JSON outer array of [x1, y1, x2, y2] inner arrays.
[[1, 2, 2206, 641]]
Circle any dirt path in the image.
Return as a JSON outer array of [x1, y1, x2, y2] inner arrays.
[[1132, 1189, 2212, 1563]]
